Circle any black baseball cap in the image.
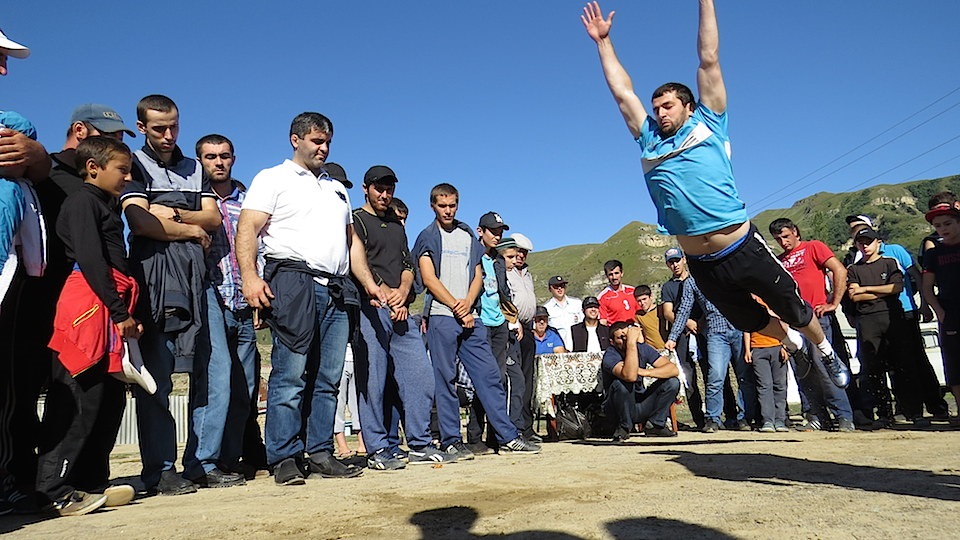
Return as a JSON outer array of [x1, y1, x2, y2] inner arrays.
[[534, 306, 549, 319], [548, 275, 567, 287], [478, 211, 509, 230], [854, 228, 880, 243], [363, 165, 398, 186], [582, 296, 600, 309], [324, 162, 352, 188]]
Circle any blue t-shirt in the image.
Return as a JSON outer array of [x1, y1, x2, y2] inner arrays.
[[879, 243, 919, 312], [637, 102, 748, 236], [479, 254, 505, 327], [534, 328, 564, 355], [601, 342, 663, 395]]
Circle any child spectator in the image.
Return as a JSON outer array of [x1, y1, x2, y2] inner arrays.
[[745, 297, 789, 432], [921, 196, 960, 422], [37, 136, 141, 516]]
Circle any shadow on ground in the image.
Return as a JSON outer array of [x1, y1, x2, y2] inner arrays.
[[648, 449, 960, 501], [409, 506, 736, 539]]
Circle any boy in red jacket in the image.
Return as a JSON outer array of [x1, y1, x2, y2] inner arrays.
[[37, 136, 142, 517]]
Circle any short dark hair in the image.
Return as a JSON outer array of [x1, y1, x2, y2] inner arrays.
[[290, 112, 333, 139], [929, 191, 958, 210], [195, 133, 234, 157], [603, 260, 622, 274], [430, 183, 459, 204], [76, 136, 131, 180], [633, 285, 652, 298], [652, 82, 696, 108], [390, 197, 408, 216], [136, 94, 177, 123], [769, 217, 799, 237], [609, 321, 632, 335]]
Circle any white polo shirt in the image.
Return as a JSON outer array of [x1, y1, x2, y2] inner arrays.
[[242, 159, 352, 276], [543, 295, 583, 351]]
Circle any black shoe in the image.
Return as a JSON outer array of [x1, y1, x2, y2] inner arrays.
[[702, 420, 720, 433], [500, 436, 540, 454], [612, 427, 630, 443], [273, 457, 306, 486], [307, 452, 363, 478], [337, 453, 369, 468], [156, 469, 197, 496], [465, 442, 494, 456], [734, 419, 752, 431], [645, 425, 678, 437], [188, 467, 246, 488]]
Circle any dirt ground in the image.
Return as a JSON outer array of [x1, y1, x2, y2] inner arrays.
[[3, 423, 959, 539]]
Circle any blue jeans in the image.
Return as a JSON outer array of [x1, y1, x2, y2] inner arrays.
[[794, 315, 853, 422], [355, 303, 435, 452], [220, 306, 258, 468], [704, 327, 755, 423], [183, 287, 235, 478], [427, 315, 519, 446], [264, 282, 349, 465]]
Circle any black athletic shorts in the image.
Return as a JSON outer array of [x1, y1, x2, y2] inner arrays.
[[686, 224, 814, 333]]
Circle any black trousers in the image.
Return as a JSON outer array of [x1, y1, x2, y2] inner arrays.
[[856, 310, 923, 419], [36, 357, 126, 504]]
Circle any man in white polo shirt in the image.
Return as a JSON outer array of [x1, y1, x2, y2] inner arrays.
[[543, 275, 583, 351], [236, 112, 384, 486]]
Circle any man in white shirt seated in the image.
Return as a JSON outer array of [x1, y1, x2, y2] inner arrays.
[[570, 296, 610, 353]]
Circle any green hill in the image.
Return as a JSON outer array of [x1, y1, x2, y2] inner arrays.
[[524, 174, 960, 303]]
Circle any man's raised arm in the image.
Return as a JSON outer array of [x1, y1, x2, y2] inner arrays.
[[696, 0, 727, 114], [581, 2, 648, 139]]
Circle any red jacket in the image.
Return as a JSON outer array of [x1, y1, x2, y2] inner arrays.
[[48, 268, 139, 376]]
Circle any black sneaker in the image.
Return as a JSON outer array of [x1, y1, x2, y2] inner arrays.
[[612, 427, 630, 443], [702, 420, 720, 433], [443, 441, 476, 461], [6, 489, 38, 514], [156, 469, 197, 496], [464, 442, 494, 456], [408, 446, 458, 465], [500, 436, 540, 454], [367, 449, 406, 471], [308, 452, 363, 478], [820, 351, 851, 388], [733, 419, 752, 431], [273, 457, 306, 486], [50, 490, 107, 517], [188, 467, 246, 488], [337, 453, 369, 469], [645, 425, 678, 437], [392, 448, 409, 462]]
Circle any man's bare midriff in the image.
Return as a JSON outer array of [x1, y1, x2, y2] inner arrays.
[[676, 221, 750, 256]]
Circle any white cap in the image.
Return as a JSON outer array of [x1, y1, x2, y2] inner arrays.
[[0, 29, 29, 59], [510, 233, 534, 251]]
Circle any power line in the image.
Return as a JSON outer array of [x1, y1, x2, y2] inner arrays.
[[746, 84, 960, 213]]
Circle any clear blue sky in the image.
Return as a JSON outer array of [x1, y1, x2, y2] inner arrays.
[[4, 1, 959, 250]]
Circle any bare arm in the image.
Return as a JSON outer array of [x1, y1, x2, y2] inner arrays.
[[348, 224, 388, 306], [818, 257, 848, 317], [637, 353, 681, 380], [236, 209, 273, 309], [581, 2, 648, 138], [696, 0, 727, 113], [922, 272, 945, 322], [122, 198, 211, 248], [148, 197, 222, 232], [612, 326, 643, 382]]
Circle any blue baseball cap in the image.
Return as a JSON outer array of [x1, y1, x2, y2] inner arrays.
[[70, 104, 136, 137], [664, 247, 684, 262]]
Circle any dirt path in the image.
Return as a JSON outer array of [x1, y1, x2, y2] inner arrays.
[[4, 426, 959, 539]]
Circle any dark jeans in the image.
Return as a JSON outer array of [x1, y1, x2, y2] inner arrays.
[[468, 323, 525, 444], [36, 358, 125, 505], [794, 315, 853, 422], [603, 377, 680, 431], [751, 345, 787, 424], [518, 322, 537, 435]]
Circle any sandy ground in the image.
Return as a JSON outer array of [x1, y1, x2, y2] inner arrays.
[[3, 423, 959, 539]]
